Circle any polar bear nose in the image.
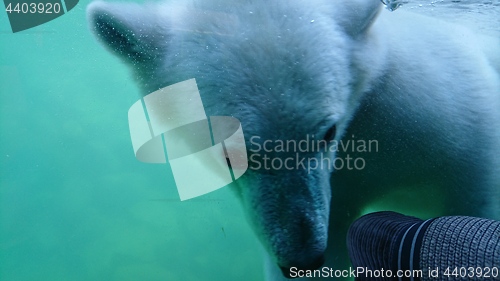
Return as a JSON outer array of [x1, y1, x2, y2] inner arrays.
[[279, 255, 325, 279]]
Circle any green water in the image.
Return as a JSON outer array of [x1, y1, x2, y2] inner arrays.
[[0, 2, 263, 280], [1, 1, 499, 280]]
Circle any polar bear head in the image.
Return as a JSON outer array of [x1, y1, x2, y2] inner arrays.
[[88, 0, 382, 274]]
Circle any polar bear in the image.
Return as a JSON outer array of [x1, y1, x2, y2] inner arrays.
[[87, 0, 500, 280]]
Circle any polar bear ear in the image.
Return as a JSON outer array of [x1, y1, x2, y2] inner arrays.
[[87, 1, 167, 62], [335, 0, 382, 37]]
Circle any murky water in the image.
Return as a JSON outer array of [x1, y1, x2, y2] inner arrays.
[[396, 0, 500, 35], [0, 1, 498, 281]]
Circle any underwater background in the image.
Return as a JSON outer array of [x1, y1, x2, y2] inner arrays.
[[1, 1, 499, 280]]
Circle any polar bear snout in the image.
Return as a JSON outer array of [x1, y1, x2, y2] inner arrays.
[[239, 169, 332, 277]]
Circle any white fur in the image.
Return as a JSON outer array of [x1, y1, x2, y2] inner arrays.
[[87, 1, 500, 279]]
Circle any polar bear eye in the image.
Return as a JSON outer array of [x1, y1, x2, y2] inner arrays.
[[323, 125, 337, 142]]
